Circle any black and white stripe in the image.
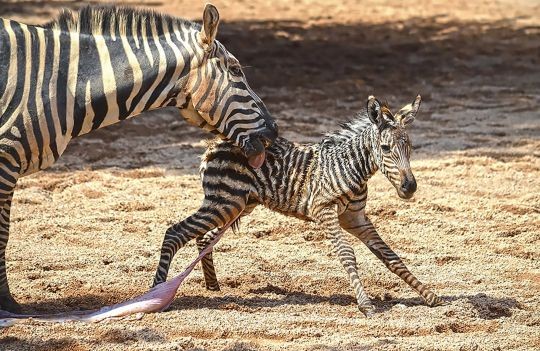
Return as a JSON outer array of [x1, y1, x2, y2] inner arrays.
[[153, 94, 442, 316], [0, 4, 277, 312]]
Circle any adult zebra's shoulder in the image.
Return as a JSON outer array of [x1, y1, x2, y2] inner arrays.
[[154, 94, 443, 316], [0, 4, 278, 313]]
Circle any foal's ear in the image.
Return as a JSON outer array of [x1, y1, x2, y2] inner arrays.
[[395, 95, 421, 127], [367, 95, 383, 126], [201, 4, 220, 49]]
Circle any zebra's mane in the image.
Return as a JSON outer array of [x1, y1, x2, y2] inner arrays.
[[322, 102, 394, 145], [322, 112, 374, 145], [42, 5, 200, 36]]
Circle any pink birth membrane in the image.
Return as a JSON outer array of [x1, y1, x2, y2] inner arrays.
[[0, 214, 239, 327], [248, 151, 266, 168]]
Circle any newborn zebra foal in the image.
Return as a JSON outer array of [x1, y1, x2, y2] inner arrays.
[[154, 95, 442, 316]]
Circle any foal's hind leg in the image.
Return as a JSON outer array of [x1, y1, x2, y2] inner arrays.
[[196, 229, 221, 291], [196, 201, 258, 291], [153, 195, 248, 287]]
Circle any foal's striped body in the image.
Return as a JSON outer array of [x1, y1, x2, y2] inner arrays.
[[154, 95, 442, 315]]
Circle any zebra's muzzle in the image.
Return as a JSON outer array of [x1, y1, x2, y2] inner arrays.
[[243, 126, 277, 168], [397, 175, 417, 199], [244, 135, 267, 168]]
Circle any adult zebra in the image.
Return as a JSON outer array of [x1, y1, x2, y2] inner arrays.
[[0, 4, 277, 312]]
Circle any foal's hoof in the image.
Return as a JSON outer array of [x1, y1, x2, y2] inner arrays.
[[359, 304, 375, 318], [206, 284, 221, 292], [425, 293, 445, 307], [0, 293, 22, 314], [151, 278, 165, 289]]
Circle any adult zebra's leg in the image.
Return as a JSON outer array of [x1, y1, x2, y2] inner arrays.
[[319, 208, 374, 316], [196, 201, 258, 291], [0, 168, 20, 312], [339, 206, 442, 307], [152, 196, 247, 287]]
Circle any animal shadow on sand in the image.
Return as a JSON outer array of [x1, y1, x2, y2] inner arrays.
[[371, 292, 522, 319], [167, 288, 522, 321], [18, 284, 520, 321]]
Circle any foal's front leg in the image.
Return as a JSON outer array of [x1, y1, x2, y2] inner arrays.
[[318, 208, 374, 316], [339, 202, 442, 307]]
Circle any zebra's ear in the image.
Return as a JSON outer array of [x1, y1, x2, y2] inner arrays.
[[201, 4, 220, 48], [396, 95, 421, 128], [367, 95, 383, 126]]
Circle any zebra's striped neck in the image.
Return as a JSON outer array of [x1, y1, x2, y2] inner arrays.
[[66, 22, 202, 138], [35, 5, 207, 139], [317, 118, 379, 198], [0, 16, 202, 172]]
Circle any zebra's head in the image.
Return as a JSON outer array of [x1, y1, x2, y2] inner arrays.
[[178, 4, 277, 168], [367, 95, 421, 199]]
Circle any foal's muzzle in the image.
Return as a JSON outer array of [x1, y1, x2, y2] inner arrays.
[[397, 174, 417, 199]]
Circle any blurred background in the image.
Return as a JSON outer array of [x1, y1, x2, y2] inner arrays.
[[1, 0, 538, 160], [1, 1, 538, 350]]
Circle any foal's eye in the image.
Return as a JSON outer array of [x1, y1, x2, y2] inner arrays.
[[381, 144, 391, 153], [230, 65, 242, 76]]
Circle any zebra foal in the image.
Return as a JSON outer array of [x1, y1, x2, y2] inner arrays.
[[154, 95, 442, 316]]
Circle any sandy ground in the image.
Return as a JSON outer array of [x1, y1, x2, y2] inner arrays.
[[1, 0, 539, 350]]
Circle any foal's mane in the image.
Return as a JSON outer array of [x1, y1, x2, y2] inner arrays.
[[322, 101, 394, 146]]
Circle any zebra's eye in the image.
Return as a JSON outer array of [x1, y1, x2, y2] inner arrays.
[[381, 144, 391, 153], [230, 65, 242, 76]]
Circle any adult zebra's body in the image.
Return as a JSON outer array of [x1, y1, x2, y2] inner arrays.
[[0, 5, 277, 312], [154, 95, 442, 316]]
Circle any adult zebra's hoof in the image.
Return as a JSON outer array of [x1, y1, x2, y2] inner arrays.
[[0, 293, 22, 314]]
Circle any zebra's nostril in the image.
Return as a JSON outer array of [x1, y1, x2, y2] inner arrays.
[[401, 180, 417, 194], [261, 137, 271, 148], [261, 120, 278, 142], [401, 179, 416, 194]]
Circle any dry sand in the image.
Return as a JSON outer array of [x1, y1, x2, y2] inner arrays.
[[0, 0, 539, 350]]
